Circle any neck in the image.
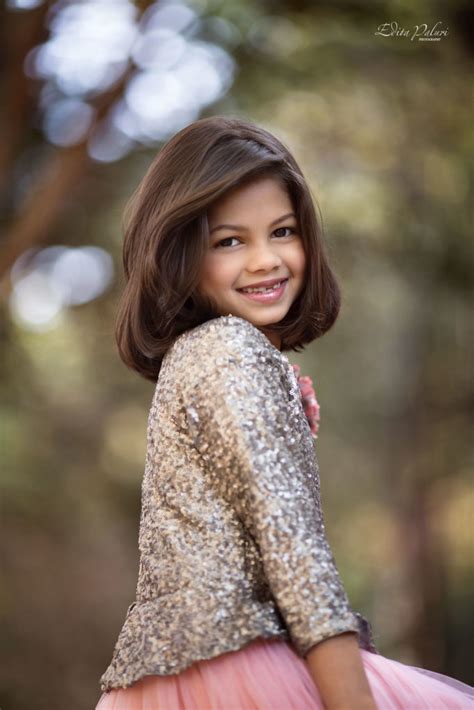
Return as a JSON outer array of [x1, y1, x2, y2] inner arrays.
[[259, 327, 281, 351]]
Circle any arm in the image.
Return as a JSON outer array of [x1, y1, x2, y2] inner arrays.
[[183, 321, 375, 703], [306, 632, 377, 710]]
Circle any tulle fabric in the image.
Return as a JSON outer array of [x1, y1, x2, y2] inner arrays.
[[95, 636, 474, 710]]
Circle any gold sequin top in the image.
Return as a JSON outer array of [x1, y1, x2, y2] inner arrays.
[[100, 315, 378, 692]]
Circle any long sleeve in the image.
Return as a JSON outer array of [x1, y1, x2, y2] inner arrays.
[[182, 320, 362, 658]]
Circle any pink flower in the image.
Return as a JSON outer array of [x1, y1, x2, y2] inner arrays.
[[291, 364, 321, 439]]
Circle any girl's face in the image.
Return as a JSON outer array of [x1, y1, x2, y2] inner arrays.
[[198, 176, 306, 349]]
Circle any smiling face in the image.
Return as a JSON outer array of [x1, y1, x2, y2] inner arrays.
[[197, 176, 307, 349]]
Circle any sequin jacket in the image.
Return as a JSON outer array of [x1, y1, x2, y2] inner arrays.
[[100, 315, 378, 692]]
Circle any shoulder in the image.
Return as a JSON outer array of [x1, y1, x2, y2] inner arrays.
[[163, 315, 289, 381], [166, 315, 271, 363]]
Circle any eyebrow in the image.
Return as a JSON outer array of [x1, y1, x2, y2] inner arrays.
[[209, 212, 296, 235]]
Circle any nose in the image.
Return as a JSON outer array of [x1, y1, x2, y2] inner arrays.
[[247, 242, 283, 273]]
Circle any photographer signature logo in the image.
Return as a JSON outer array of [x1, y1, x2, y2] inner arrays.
[[375, 21, 449, 41]]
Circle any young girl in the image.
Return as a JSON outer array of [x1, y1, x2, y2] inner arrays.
[[95, 116, 473, 709]]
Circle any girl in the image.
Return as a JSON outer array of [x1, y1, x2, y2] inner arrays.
[[95, 116, 473, 709]]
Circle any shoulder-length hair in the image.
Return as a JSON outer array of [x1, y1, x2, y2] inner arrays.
[[115, 115, 341, 381]]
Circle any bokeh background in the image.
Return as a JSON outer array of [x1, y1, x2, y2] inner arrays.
[[1, 0, 472, 708]]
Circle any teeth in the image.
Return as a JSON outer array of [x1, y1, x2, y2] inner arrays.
[[241, 280, 284, 294]]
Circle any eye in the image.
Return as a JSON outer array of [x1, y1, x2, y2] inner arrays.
[[213, 226, 298, 250], [273, 226, 297, 238], [214, 236, 241, 249]]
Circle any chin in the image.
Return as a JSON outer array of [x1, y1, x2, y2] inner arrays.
[[246, 308, 288, 324]]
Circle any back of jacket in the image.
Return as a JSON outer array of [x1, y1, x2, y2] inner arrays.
[[100, 315, 378, 692]]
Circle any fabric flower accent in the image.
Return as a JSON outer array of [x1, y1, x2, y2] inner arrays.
[[291, 364, 321, 439]]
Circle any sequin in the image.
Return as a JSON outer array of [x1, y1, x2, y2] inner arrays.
[[99, 315, 378, 693]]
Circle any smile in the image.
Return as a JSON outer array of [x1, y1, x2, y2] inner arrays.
[[236, 279, 288, 303]]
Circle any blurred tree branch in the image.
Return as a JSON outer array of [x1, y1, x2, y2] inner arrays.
[[0, 2, 50, 196], [0, 69, 132, 299]]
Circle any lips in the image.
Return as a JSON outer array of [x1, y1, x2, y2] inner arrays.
[[237, 278, 288, 303], [237, 278, 288, 292]]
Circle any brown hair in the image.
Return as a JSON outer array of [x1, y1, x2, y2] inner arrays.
[[115, 115, 341, 381]]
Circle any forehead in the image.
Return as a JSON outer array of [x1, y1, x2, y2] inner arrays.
[[208, 176, 292, 221]]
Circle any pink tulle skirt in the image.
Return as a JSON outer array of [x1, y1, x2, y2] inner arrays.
[[95, 637, 474, 709]]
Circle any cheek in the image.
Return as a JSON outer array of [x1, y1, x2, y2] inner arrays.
[[199, 255, 237, 291], [288, 241, 307, 276]]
